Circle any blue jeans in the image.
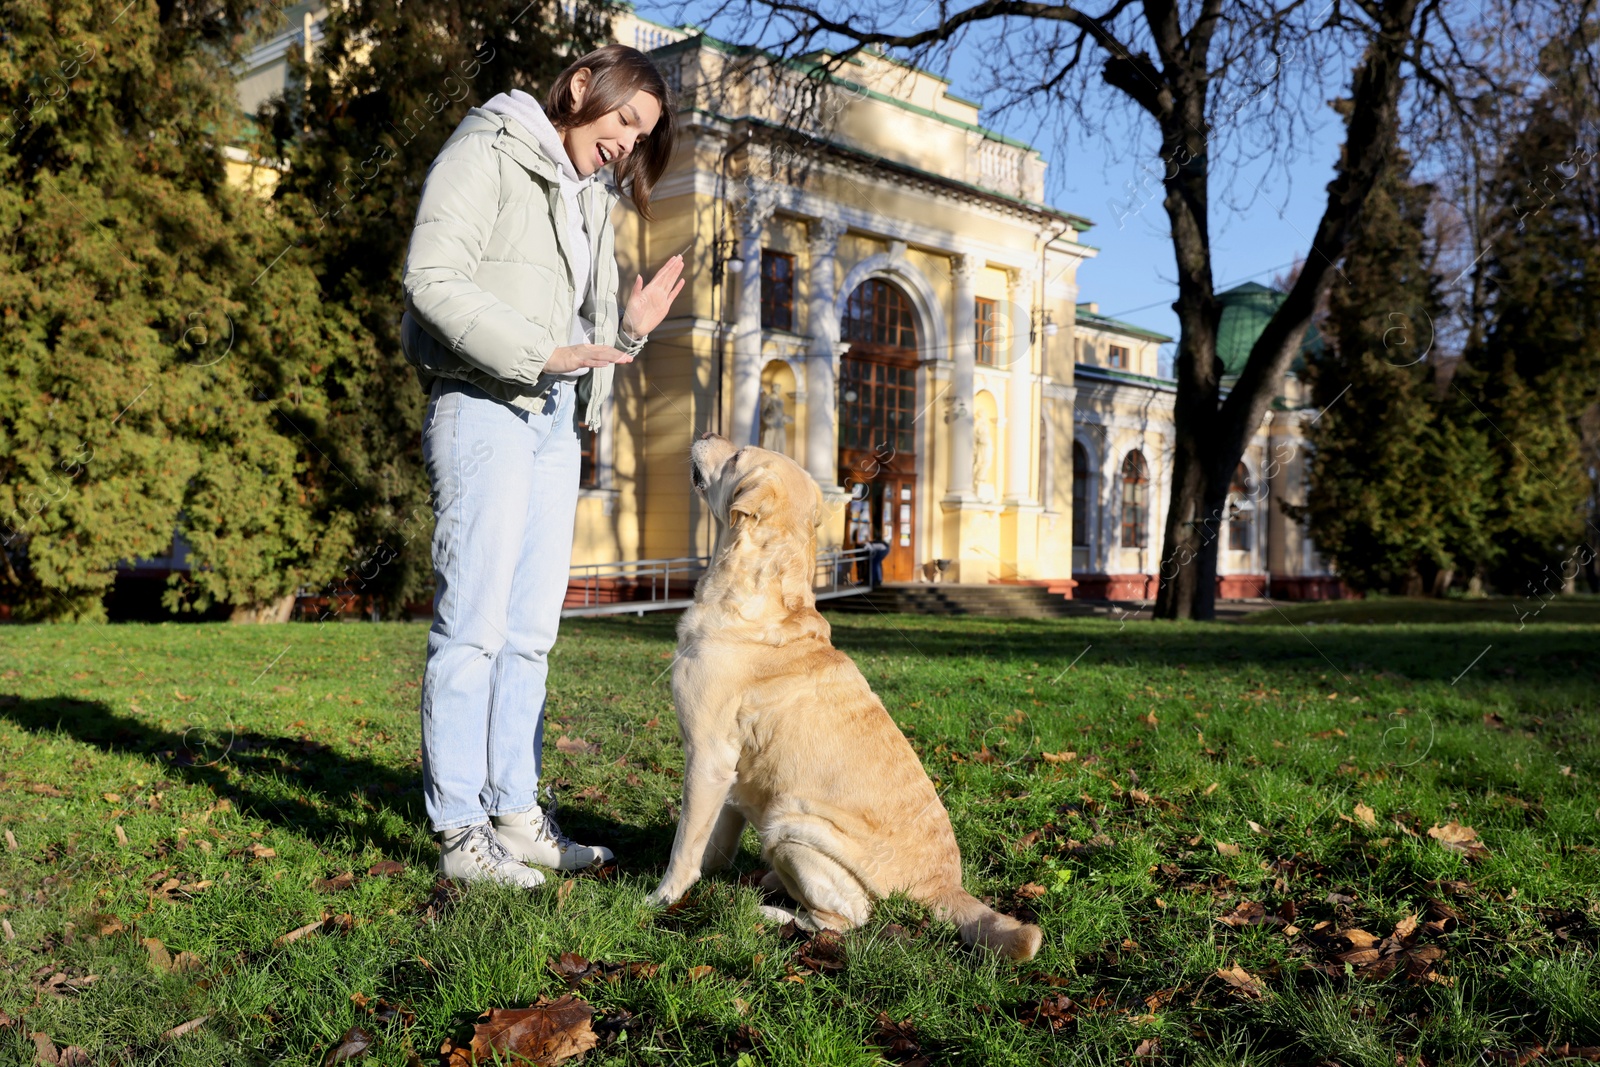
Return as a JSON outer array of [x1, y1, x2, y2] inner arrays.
[[419, 377, 580, 832]]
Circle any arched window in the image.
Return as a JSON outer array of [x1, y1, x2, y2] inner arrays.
[[1228, 462, 1253, 553], [1120, 451, 1148, 548], [1071, 442, 1090, 547], [841, 279, 917, 349]]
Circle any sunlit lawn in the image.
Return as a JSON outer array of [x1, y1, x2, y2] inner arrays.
[[1, 604, 1596, 1065]]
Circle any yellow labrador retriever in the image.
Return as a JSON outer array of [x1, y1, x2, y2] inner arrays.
[[647, 433, 1043, 961]]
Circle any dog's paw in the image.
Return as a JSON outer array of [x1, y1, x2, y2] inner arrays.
[[646, 884, 684, 907]]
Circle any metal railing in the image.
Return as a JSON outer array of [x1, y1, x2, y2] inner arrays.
[[563, 546, 874, 618]]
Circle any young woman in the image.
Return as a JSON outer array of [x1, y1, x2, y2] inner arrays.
[[400, 45, 683, 887]]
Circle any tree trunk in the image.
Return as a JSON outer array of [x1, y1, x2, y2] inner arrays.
[[230, 593, 296, 623]]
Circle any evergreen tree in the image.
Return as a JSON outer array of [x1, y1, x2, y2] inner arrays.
[[253, 0, 618, 616], [1456, 37, 1599, 595], [1296, 160, 1491, 594], [0, 0, 361, 620]]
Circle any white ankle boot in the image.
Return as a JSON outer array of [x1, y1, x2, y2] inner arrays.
[[492, 807, 613, 870], [437, 822, 546, 888]]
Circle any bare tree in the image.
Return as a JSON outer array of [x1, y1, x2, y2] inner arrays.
[[662, 0, 1576, 618]]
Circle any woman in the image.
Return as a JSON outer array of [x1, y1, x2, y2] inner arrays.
[[399, 45, 683, 887]]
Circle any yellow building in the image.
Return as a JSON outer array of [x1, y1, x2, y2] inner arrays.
[[234, 8, 1344, 605]]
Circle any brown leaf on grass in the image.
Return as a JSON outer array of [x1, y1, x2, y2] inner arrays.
[[160, 1016, 209, 1041], [971, 744, 996, 764], [872, 1012, 929, 1065], [1314, 914, 1448, 983], [439, 997, 597, 1067], [322, 1026, 374, 1064], [555, 736, 600, 756], [314, 872, 356, 893], [684, 964, 715, 983], [1423, 898, 1463, 936], [1144, 988, 1177, 1011], [1020, 993, 1078, 1033], [1134, 1037, 1162, 1059], [274, 920, 325, 948], [798, 930, 847, 974], [1014, 830, 1043, 850], [549, 952, 599, 988], [1016, 883, 1049, 900], [92, 914, 125, 937], [1215, 901, 1293, 930], [556, 879, 575, 910], [1215, 962, 1266, 998], [30, 1031, 57, 1065], [323, 913, 355, 936], [27, 782, 64, 797], [246, 842, 276, 860], [1482, 712, 1508, 730], [1214, 841, 1241, 857], [1039, 750, 1077, 763], [1428, 821, 1491, 862], [367, 860, 405, 877], [1353, 802, 1378, 828]]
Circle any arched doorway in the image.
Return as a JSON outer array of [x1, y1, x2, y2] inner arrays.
[[838, 278, 919, 582]]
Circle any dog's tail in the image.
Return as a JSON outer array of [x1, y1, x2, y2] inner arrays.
[[931, 886, 1043, 960]]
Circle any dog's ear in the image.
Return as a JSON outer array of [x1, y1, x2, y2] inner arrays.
[[728, 471, 774, 527]]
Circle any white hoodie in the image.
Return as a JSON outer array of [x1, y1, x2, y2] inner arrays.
[[481, 90, 596, 364]]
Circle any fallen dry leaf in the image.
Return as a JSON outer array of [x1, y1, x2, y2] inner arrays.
[[1134, 1036, 1161, 1059], [872, 1012, 927, 1064], [555, 736, 600, 756], [1020, 993, 1078, 1033], [1204, 782, 1219, 796], [1354, 802, 1378, 828], [322, 1025, 374, 1064], [314, 872, 356, 893], [1014, 830, 1043, 850], [439, 997, 597, 1067], [274, 920, 325, 948], [246, 842, 276, 860], [1214, 841, 1241, 857], [1016, 883, 1048, 900], [798, 931, 847, 974], [1040, 750, 1077, 763], [160, 1016, 209, 1041], [367, 860, 405, 877], [1215, 962, 1266, 998], [684, 964, 715, 983], [1427, 821, 1491, 863]]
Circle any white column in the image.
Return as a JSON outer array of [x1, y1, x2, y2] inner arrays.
[[730, 189, 777, 446], [805, 217, 847, 488], [945, 253, 979, 498], [1005, 268, 1036, 503]]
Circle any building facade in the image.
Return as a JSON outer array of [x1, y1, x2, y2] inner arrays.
[[232, 7, 1344, 601]]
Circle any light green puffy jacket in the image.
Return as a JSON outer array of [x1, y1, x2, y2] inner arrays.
[[399, 106, 644, 430]]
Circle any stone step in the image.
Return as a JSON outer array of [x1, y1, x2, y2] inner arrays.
[[825, 583, 1077, 618]]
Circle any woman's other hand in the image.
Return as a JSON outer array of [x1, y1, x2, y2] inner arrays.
[[544, 344, 635, 374], [620, 254, 685, 337]]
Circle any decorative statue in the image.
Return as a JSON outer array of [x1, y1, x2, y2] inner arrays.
[[759, 383, 791, 453], [973, 416, 994, 490]]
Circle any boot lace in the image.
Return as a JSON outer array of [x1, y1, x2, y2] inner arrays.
[[466, 823, 517, 870]]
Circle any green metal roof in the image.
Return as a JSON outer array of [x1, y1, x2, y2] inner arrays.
[[1214, 282, 1319, 376], [1074, 304, 1172, 343]]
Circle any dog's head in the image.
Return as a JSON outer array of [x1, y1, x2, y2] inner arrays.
[[691, 433, 825, 534]]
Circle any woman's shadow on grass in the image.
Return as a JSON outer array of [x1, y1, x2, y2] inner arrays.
[[0, 693, 648, 864]]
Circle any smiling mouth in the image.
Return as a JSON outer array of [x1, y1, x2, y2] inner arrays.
[[597, 144, 613, 167]]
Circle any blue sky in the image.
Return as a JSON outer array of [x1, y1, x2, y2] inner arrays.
[[635, 6, 1351, 346]]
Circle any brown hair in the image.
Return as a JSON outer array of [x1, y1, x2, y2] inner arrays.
[[545, 44, 678, 219]]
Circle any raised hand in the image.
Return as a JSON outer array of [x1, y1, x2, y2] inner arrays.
[[621, 253, 686, 338]]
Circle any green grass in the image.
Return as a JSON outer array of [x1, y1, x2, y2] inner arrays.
[[1236, 594, 1600, 627], [0, 605, 1596, 1065]]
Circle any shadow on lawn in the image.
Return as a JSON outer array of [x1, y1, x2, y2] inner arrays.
[[0, 693, 644, 862], [812, 611, 1600, 687]]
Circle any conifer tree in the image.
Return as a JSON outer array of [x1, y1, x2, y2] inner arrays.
[[0, 0, 361, 620], [1458, 70, 1600, 594], [254, 0, 618, 616], [1296, 160, 1490, 594]]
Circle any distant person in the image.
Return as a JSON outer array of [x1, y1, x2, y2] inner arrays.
[[868, 533, 891, 587], [400, 46, 683, 887]]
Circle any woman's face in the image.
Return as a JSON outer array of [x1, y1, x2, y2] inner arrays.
[[560, 69, 663, 178]]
